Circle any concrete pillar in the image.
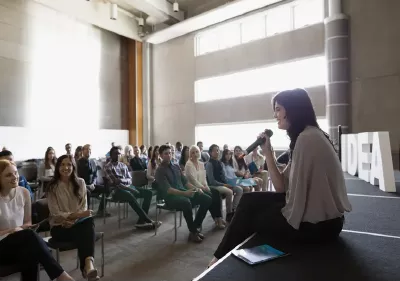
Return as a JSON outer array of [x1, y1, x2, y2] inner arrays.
[[325, 0, 349, 144]]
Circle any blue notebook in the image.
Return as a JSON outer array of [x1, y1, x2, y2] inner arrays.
[[233, 244, 289, 265], [227, 178, 256, 187], [248, 162, 258, 175]]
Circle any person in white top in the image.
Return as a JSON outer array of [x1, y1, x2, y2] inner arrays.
[[185, 145, 226, 229], [245, 148, 269, 191], [209, 88, 352, 266], [147, 145, 160, 183], [47, 155, 99, 281], [0, 160, 74, 281], [233, 146, 263, 191]]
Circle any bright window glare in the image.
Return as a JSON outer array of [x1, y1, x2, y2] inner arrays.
[[196, 118, 329, 151], [195, 56, 326, 103]]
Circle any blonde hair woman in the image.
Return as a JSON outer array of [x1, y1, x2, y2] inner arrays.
[[122, 145, 134, 169], [185, 146, 226, 229]]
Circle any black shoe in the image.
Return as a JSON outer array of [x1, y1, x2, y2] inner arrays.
[[196, 229, 205, 239], [226, 212, 235, 223], [188, 232, 203, 243]]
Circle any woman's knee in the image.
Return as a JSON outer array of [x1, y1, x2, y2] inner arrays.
[[233, 186, 243, 195]]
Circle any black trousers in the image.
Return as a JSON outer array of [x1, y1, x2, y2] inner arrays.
[[88, 185, 110, 212], [50, 217, 96, 271], [165, 192, 212, 233], [113, 187, 153, 224], [0, 229, 64, 280], [205, 188, 222, 219], [214, 192, 344, 259]]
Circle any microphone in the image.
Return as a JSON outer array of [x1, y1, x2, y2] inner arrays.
[[243, 129, 273, 156]]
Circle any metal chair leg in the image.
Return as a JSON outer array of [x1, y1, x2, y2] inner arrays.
[[103, 195, 106, 225], [76, 251, 79, 269], [174, 210, 177, 242], [179, 211, 182, 227], [56, 249, 60, 263], [118, 202, 121, 229], [155, 206, 159, 236], [101, 233, 105, 277]]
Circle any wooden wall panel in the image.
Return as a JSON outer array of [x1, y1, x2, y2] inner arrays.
[[136, 41, 143, 145], [128, 40, 137, 144]]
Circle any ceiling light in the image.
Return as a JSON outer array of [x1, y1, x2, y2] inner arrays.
[[173, 1, 179, 12], [110, 3, 118, 20]]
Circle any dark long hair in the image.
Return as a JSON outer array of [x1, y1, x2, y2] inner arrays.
[[150, 145, 160, 169], [147, 146, 153, 160], [44, 147, 57, 170], [48, 154, 82, 201], [272, 88, 332, 153], [179, 146, 189, 167], [221, 149, 233, 167], [234, 146, 247, 170]]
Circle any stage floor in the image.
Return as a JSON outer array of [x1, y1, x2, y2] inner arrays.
[[195, 173, 400, 281]]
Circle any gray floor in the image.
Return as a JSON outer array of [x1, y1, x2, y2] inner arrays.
[[3, 199, 225, 281]]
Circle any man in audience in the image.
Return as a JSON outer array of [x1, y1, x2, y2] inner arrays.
[[170, 145, 179, 165], [197, 141, 210, 162], [104, 146, 160, 229], [175, 141, 183, 161], [65, 143, 72, 155], [156, 144, 212, 243], [77, 144, 111, 217], [106, 142, 115, 158], [0, 150, 33, 198], [130, 145, 147, 171]]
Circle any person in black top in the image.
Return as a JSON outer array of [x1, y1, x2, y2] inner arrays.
[[130, 145, 147, 171], [77, 144, 110, 217]]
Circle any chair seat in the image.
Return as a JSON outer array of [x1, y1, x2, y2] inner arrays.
[[0, 264, 21, 277], [46, 232, 103, 251]]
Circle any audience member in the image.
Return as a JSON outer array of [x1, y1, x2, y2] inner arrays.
[[139, 145, 148, 162], [220, 148, 249, 204], [175, 141, 183, 161], [147, 145, 160, 182], [233, 146, 263, 191], [46, 155, 99, 281], [77, 145, 110, 217], [245, 148, 268, 191], [155, 145, 212, 243], [179, 146, 189, 172], [209, 88, 352, 267], [170, 145, 178, 165], [130, 145, 147, 171], [65, 143, 72, 156], [122, 145, 134, 168], [0, 150, 33, 197], [0, 160, 75, 281], [38, 147, 57, 183], [1, 146, 6, 151], [197, 141, 210, 162], [74, 146, 83, 163], [185, 145, 226, 229], [147, 146, 153, 161], [205, 145, 235, 222], [104, 147, 159, 229], [105, 142, 115, 158]]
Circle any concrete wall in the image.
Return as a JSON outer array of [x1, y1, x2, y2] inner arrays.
[[343, 0, 400, 169], [151, 23, 325, 145], [0, 0, 130, 159]]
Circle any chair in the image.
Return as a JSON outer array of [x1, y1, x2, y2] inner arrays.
[[101, 177, 128, 228], [131, 170, 158, 205], [35, 199, 105, 277]]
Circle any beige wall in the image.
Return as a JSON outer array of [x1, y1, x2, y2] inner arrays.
[[151, 23, 325, 146], [344, 0, 400, 169]]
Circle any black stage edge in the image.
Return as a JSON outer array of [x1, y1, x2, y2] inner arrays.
[[194, 175, 400, 281]]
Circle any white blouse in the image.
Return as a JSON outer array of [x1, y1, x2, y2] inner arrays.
[[281, 126, 352, 229], [185, 160, 208, 188]]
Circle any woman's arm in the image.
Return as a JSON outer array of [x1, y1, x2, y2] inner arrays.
[[21, 188, 32, 228], [146, 163, 155, 181], [261, 137, 285, 193]]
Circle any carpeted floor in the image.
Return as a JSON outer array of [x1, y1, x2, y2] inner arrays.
[[3, 173, 400, 281], [197, 173, 400, 281]]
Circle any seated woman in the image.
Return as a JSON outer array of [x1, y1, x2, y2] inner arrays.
[[0, 159, 74, 281], [122, 145, 134, 169], [179, 146, 189, 173], [245, 148, 269, 191], [47, 155, 99, 281], [185, 145, 226, 229], [74, 146, 83, 163], [147, 145, 160, 183], [233, 146, 263, 191], [209, 88, 352, 267], [221, 149, 250, 206]]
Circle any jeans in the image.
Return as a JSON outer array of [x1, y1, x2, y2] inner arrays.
[[0, 229, 64, 280], [165, 192, 212, 233], [51, 217, 96, 271], [112, 187, 153, 224]]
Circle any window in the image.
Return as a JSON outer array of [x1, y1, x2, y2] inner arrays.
[[293, 0, 325, 29], [266, 6, 292, 36], [196, 118, 328, 151], [241, 16, 266, 44], [218, 23, 241, 49], [195, 56, 326, 103], [195, 0, 325, 57]]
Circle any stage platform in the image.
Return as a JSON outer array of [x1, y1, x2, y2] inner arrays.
[[194, 172, 400, 281]]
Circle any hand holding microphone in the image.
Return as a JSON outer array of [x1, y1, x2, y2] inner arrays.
[[244, 129, 273, 156]]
